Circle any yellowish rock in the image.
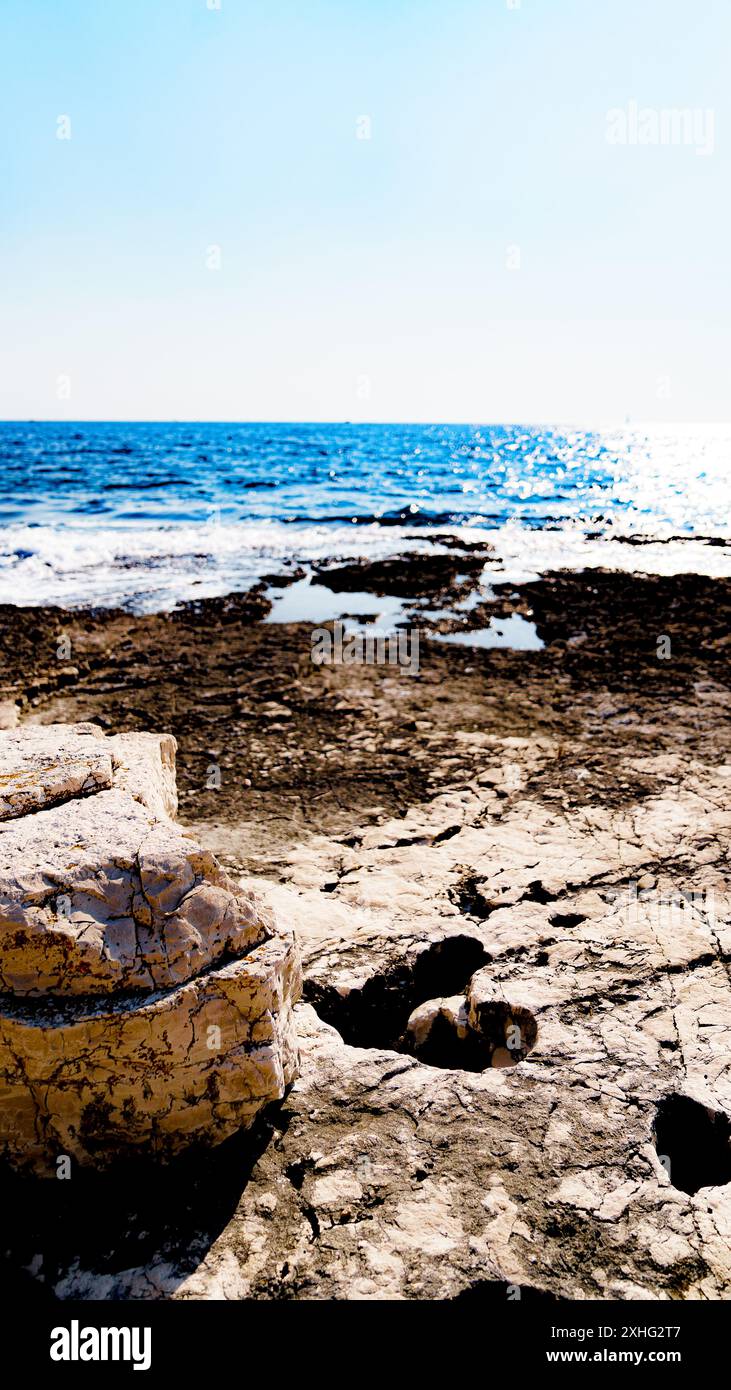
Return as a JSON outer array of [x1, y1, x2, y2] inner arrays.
[[0, 723, 301, 1174]]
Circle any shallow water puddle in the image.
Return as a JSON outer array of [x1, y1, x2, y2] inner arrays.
[[264, 575, 544, 650], [431, 612, 544, 651], [263, 576, 408, 627]]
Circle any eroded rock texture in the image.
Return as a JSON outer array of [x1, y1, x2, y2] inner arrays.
[[0, 723, 301, 1175], [0, 573, 730, 1300], [235, 750, 730, 1301], [14, 740, 729, 1301]]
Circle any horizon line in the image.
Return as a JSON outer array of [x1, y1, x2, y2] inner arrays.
[[2, 418, 731, 432]]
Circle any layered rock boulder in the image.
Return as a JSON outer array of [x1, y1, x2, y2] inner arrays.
[[0, 722, 301, 1175]]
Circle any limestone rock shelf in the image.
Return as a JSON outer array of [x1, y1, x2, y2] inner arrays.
[[0, 723, 301, 1175]]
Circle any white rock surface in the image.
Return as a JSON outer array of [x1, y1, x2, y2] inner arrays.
[[0, 722, 301, 1173], [0, 724, 274, 994], [0, 722, 113, 820]]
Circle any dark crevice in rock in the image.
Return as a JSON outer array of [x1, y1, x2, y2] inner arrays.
[[306, 935, 538, 1072], [550, 911, 587, 929], [284, 1158, 310, 1191], [303, 1206, 321, 1241], [403, 1009, 494, 1072], [0, 775, 113, 824], [432, 824, 462, 844], [400, 996, 539, 1072], [523, 880, 558, 905], [304, 934, 489, 1052], [468, 998, 539, 1068], [654, 1094, 731, 1195], [0, 940, 268, 1022], [450, 874, 496, 920], [399, 995, 539, 1071]]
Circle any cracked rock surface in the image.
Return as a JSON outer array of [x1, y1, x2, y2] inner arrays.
[[215, 758, 729, 1302], [0, 723, 301, 1175], [0, 569, 729, 1299]]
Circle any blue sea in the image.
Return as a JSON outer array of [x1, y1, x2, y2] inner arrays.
[[0, 421, 729, 611]]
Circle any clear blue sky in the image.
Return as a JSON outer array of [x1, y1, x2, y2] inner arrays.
[[1, 0, 729, 423]]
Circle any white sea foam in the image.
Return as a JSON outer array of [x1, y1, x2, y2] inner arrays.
[[487, 521, 731, 584], [0, 519, 436, 611], [0, 515, 729, 613]]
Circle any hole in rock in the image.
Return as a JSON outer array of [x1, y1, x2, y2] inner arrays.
[[654, 1094, 731, 1195], [400, 997, 537, 1072], [524, 880, 557, 904], [304, 934, 489, 1051], [550, 912, 586, 929], [450, 874, 496, 920], [306, 936, 538, 1072], [468, 998, 538, 1068], [403, 1007, 494, 1073]]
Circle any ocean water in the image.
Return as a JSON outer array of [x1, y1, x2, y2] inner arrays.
[[0, 421, 729, 611]]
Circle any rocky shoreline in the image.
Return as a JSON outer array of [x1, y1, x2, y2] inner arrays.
[[0, 559, 730, 1299]]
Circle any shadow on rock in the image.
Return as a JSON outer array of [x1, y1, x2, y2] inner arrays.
[[0, 1105, 286, 1300]]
